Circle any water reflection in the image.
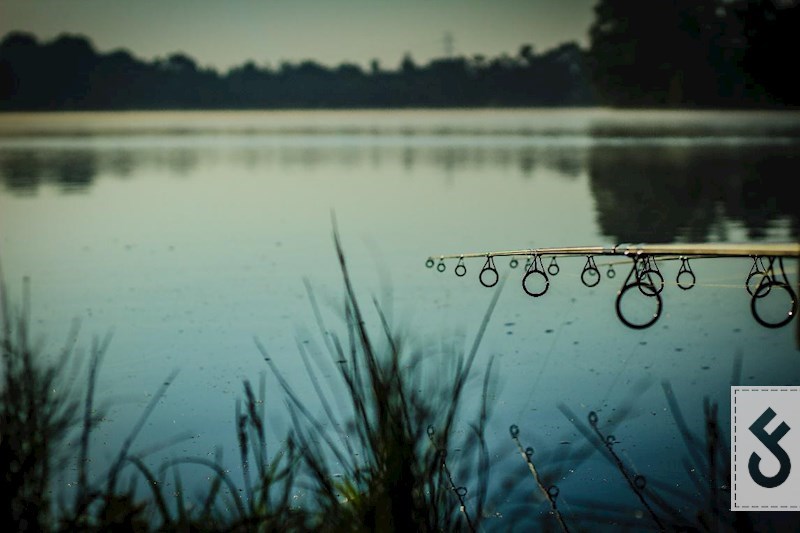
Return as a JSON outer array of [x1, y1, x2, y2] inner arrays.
[[0, 141, 587, 191], [1, 112, 798, 529], [2, 136, 797, 243], [1, 150, 43, 193], [588, 144, 799, 242], [0, 149, 97, 193]]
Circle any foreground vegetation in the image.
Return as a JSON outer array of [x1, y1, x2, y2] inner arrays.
[[2, 232, 799, 531]]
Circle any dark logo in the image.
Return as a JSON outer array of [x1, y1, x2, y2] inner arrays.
[[748, 407, 792, 489]]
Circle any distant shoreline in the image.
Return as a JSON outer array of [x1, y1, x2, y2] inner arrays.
[[2, 108, 800, 143], [1, 102, 796, 114]]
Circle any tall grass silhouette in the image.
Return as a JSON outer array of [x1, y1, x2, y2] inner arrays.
[[0, 226, 503, 532], [3, 233, 796, 531], [251, 226, 502, 531]]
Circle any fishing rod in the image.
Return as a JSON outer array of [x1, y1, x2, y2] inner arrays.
[[425, 242, 799, 333]]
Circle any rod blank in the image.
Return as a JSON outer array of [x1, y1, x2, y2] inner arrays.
[[429, 242, 800, 262], [426, 242, 799, 337]]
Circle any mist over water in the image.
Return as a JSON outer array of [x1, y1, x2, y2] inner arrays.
[[1, 109, 798, 526]]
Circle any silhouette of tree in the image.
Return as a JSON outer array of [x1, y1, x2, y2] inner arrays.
[[587, 0, 799, 108], [0, 31, 600, 110], [165, 52, 197, 73], [1, 32, 47, 107], [400, 53, 417, 75], [3, 15, 798, 112], [736, 0, 800, 105], [518, 44, 535, 65], [589, 0, 688, 106], [369, 59, 381, 75]]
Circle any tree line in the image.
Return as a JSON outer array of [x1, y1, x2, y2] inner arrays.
[[588, 0, 799, 107], [0, 32, 593, 110], [0, 0, 797, 111]]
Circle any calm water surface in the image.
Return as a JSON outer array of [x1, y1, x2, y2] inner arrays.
[[1, 109, 798, 527]]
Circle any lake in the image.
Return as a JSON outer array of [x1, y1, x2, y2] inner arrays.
[[1, 108, 799, 529]]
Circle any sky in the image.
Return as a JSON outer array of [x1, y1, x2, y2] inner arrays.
[[0, 0, 597, 72]]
